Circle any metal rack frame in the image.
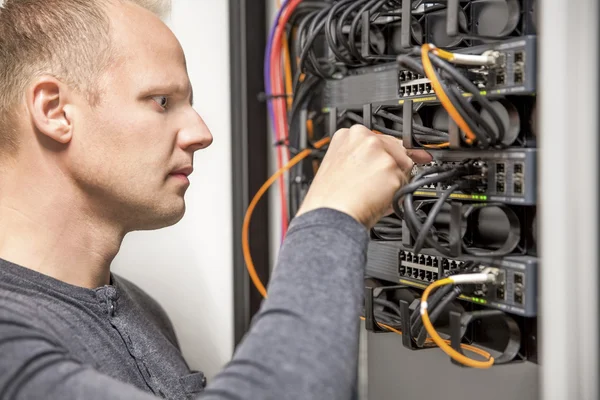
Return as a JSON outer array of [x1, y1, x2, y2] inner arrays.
[[539, 0, 599, 398], [229, 0, 271, 346]]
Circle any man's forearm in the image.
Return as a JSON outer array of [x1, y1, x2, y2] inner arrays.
[[202, 208, 368, 399]]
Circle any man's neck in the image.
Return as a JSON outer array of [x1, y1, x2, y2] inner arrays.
[[0, 174, 125, 289]]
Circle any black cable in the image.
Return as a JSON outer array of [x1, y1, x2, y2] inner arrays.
[[444, 81, 494, 148], [410, 283, 453, 328], [344, 111, 450, 143], [344, 111, 401, 137], [429, 53, 507, 146], [415, 286, 462, 347], [335, 0, 370, 66], [423, 53, 493, 147], [392, 165, 446, 220], [374, 298, 403, 320], [397, 52, 507, 147], [394, 168, 467, 257], [293, 8, 332, 92], [374, 109, 448, 137], [294, 10, 320, 72], [403, 193, 455, 257], [408, 259, 477, 332], [396, 54, 426, 76], [287, 76, 323, 218], [305, 6, 333, 78], [378, 216, 403, 226], [413, 184, 458, 254], [325, 0, 357, 65], [348, 0, 386, 62]]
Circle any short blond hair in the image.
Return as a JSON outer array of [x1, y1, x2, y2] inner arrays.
[[0, 0, 171, 153]]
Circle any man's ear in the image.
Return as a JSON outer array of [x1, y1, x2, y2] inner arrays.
[[26, 76, 74, 145]]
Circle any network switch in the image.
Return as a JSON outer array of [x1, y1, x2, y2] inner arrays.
[[411, 148, 537, 205], [322, 36, 537, 109], [366, 240, 537, 317]]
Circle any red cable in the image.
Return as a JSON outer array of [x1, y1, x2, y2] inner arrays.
[[270, 0, 303, 237], [270, 12, 288, 237]]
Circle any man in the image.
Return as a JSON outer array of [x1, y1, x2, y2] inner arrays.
[[0, 0, 430, 399]]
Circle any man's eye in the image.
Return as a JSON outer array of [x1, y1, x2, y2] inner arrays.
[[152, 96, 169, 110]]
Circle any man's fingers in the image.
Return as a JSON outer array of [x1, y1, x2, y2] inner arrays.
[[406, 149, 433, 164], [376, 135, 414, 171]]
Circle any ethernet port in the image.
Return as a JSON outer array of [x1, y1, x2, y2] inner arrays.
[[496, 182, 505, 193], [406, 267, 413, 277], [514, 181, 523, 194], [514, 163, 523, 174], [442, 259, 449, 272], [418, 255, 425, 265], [515, 51, 524, 63], [425, 83, 432, 93], [496, 73, 505, 85], [412, 268, 419, 278], [406, 253, 413, 262], [496, 163, 505, 173], [425, 271, 433, 281], [514, 70, 524, 84], [400, 86, 406, 96], [418, 83, 425, 94], [425, 256, 433, 266], [418, 269, 426, 280], [514, 292, 523, 304], [399, 251, 406, 261], [432, 272, 439, 281], [449, 261, 457, 270], [496, 286, 505, 300], [399, 265, 406, 276], [433, 258, 439, 268], [514, 273, 524, 285]]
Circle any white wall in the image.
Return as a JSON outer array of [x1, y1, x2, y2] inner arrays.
[[112, 0, 233, 381]]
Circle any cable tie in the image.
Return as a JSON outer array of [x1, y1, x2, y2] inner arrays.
[[273, 139, 289, 147], [257, 92, 293, 103]]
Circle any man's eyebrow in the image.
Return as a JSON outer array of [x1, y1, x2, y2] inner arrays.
[[141, 82, 191, 101]]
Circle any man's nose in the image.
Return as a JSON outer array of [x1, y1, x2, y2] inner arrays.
[[178, 111, 214, 152]]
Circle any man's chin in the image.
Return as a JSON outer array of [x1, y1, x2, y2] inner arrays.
[[133, 202, 186, 231]]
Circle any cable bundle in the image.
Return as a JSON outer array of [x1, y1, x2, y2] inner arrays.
[[397, 44, 508, 148]]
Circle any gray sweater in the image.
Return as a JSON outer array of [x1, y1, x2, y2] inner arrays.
[[0, 208, 368, 399]]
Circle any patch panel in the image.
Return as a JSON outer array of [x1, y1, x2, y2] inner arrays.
[[412, 149, 536, 205], [366, 240, 537, 316]]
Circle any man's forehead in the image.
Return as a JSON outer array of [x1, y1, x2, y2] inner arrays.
[[107, 0, 184, 64]]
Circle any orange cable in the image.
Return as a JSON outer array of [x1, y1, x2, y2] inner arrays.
[[421, 44, 476, 144], [420, 279, 495, 368], [243, 136, 332, 298]]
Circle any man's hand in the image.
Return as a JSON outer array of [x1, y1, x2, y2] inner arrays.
[[296, 124, 433, 229]]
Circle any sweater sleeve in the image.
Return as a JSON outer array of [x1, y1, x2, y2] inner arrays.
[[0, 208, 368, 400], [201, 208, 369, 400]]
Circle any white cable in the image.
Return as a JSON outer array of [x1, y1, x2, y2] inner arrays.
[[449, 273, 496, 284], [448, 53, 497, 66]]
